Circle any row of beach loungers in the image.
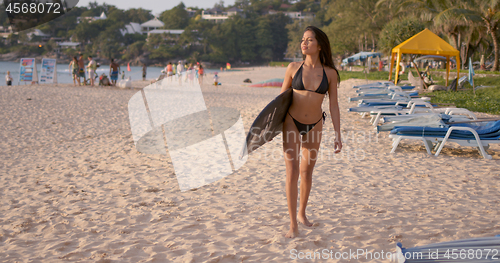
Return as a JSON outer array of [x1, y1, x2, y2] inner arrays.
[[348, 81, 499, 159], [348, 82, 500, 262]]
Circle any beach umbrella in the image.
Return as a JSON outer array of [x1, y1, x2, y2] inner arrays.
[[342, 52, 382, 64], [469, 57, 475, 94], [414, 55, 456, 62]]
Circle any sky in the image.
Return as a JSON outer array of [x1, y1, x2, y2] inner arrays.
[[77, 0, 236, 15]]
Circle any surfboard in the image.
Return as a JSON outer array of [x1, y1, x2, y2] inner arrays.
[[240, 88, 293, 158]]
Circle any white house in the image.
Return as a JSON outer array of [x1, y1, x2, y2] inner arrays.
[[140, 18, 164, 34], [201, 7, 227, 23]]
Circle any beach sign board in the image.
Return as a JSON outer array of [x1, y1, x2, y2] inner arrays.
[[40, 58, 57, 84], [19, 58, 38, 83]]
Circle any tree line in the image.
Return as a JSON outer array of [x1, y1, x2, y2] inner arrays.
[[0, 0, 498, 70]]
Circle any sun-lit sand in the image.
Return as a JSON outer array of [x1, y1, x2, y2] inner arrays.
[[1, 67, 499, 262]]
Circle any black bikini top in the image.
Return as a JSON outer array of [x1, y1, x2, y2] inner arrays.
[[292, 63, 329, 94]]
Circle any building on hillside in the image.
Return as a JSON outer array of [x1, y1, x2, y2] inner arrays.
[[141, 18, 164, 35], [201, 7, 244, 23], [268, 10, 315, 20], [201, 7, 226, 23], [227, 7, 244, 17], [77, 12, 107, 23], [186, 8, 197, 17], [58, 41, 80, 49], [147, 29, 184, 37], [27, 29, 51, 41], [0, 26, 14, 39], [146, 29, 185, 49]]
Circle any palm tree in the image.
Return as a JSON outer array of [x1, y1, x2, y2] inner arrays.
[[401, 0, 464, 49], [433, 0, 500, 71], [375, 0, 406, 22]]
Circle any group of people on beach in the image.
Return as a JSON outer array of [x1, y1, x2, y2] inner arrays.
[[69, 55, 125, 87], [69, 54, 97, 86], [160, 61, 204, 85]]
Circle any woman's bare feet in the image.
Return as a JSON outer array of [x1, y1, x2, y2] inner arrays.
[[285, 224, 299, 238], [298, 214, 313, 227]]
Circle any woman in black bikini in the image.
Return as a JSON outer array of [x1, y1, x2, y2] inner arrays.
[[280, 26, 342, 238]]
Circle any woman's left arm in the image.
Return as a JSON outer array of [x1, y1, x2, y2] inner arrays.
[[327, 69, 342, 153]]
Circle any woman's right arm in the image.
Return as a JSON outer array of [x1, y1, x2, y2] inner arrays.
[[279, 62, 297, 94]]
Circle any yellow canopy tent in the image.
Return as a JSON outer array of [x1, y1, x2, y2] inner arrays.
[[389, 28, 460, 88]]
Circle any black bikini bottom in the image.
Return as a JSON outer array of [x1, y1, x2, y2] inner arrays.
[[287, 112, 326, 135]]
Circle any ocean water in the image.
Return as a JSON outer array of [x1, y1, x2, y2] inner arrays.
[[0, 61, 217, 86]]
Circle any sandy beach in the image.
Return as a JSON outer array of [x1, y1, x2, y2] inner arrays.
[[1, 67, 499, 262]]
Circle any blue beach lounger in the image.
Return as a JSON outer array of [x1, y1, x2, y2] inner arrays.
[[348, 99, 434, 119], [389, 120, 500, 159], [369, 105, 477, 126], [352, 81, 414, 90]]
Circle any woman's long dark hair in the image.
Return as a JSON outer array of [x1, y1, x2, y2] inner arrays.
[[303, 26, 340, 84]]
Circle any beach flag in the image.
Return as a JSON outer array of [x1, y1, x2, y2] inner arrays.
[[468, 57, 475, 93], [226, 63, 231, 70], [127, 62, 131, 71]]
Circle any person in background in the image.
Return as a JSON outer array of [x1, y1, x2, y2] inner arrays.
[[109, 58, 120, 86], [122, 71, 125, 80], [86, 56, 97, 86], [5, 71, 13, 86], [165, 62, 173, 79], [213, 72, 218, 86], [78, 54, 86, 84], [198, 64, 204, 85], [69, 56, 80, 86], [194, 62, 199, 78], [177, 61, 183, 79], [185, 63, 193, 81], [142, 63, 147, 81], [187, 63, 195, 83]]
